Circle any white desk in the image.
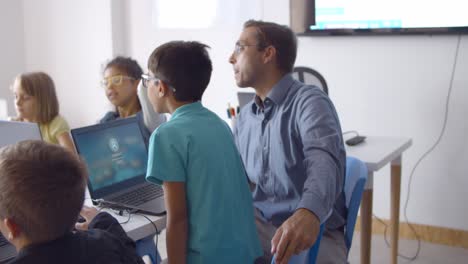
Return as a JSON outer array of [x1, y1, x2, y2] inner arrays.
[[346, 136, 412, 264], [84, 198, 166, 241]]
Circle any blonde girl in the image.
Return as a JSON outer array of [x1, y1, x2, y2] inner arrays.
[[11, 72, 75, 153]]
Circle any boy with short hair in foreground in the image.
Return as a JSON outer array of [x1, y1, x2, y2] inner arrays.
[[0, 140, 144, 264]]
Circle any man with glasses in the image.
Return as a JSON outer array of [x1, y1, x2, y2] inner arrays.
[[230, 20, 347, 264]]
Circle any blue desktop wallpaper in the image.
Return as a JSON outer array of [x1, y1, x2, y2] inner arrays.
[[74, 123, 148, 190]]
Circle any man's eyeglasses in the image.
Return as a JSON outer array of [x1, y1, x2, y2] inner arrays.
[[100, 75, 135, 88], [141, 74, 176, 93], [233, 43, 264, 55]]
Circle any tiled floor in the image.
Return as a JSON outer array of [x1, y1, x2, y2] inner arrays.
[[155, 230, 468, 263]]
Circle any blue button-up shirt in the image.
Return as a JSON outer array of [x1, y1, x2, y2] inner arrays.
[[233, 74, 346, 229]]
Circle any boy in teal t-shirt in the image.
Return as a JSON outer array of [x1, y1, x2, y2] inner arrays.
[[142, 41, 262, 264]]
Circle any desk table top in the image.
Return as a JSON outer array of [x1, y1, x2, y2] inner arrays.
[[345, 136, 412, 171]]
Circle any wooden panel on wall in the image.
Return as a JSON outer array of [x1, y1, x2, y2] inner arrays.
[[354, 217, 468, 249]]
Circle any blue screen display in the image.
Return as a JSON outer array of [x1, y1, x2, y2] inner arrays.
[[74, 122, 148, 191], [311, 0, 468, 30]]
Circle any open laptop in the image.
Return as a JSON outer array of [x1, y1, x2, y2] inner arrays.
[[71, 117, 165, 216], [0, 120, 42, 148], [0, 234, 16, 263], [0, 120, 42, 262]]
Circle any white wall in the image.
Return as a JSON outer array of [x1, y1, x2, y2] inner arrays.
[[123, 0, 259, 117], [22, 0, 114, 128], [123, 0, 468, 231], [0, 0, 25, 117], [296, 34, 468, 231]]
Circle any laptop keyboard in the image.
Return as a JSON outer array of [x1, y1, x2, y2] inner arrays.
[[113, 184, 163, 206]]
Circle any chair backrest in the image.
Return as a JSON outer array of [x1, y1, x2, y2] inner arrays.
[[292, 67, 329, 95], [344, 156, 368, 251], [306, 223, 324, 263], [136, 235, 160, 264]]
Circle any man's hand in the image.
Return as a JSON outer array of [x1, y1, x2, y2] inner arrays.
[[271, 209, 320, 264], [75, 206, 99, 231]]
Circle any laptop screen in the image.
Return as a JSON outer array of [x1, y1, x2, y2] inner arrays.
[[0, 120, 42, 148], [71, 117, 148, 199]]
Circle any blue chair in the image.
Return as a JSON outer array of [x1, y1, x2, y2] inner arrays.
[[344, 156, 368, 252], [136, 235, 161, 264], [271, 156, 367, 264], [305, 224, 324, 263]]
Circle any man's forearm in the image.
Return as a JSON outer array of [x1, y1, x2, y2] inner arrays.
[[166, 219, 188, 264]]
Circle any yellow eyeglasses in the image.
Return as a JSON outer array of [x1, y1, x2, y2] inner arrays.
[[100, 75, 135, 88]]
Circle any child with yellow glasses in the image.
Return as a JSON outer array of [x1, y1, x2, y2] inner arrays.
[[99, 56, 166, 142]]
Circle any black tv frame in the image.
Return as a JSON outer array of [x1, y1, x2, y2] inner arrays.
[[299, 26, 468, 36]]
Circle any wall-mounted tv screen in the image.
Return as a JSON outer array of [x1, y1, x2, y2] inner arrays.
[[304, 0, 468, 35]]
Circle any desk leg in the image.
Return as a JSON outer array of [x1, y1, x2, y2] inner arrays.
[[360, 172, 373, 264], [390, 156, 402, 264]]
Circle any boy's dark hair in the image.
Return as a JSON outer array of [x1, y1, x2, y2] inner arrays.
[[148, 41, 212, 102], [243, 20, 297, 73], [0, 141, 87, 243], [105, 56, 143, 80]]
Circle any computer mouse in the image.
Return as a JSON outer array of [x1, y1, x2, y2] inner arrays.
[[345, 136, 366, 146]]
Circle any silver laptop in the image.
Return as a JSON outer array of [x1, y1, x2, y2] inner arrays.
[[0, 120, 42, 262], [0, 120, 42, 148], [237, 91, 255, 109], [71, 117, 165, 216]]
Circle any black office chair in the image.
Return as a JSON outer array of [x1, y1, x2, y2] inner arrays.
[[292, 66, 329, 95]]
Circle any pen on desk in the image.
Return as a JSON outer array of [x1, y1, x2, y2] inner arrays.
[[227, 108, 231, 119]]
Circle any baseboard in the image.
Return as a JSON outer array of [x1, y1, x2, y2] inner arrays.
[[354, 216, 468, 249]]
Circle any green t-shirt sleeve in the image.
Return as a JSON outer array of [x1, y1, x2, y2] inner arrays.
[[146, 126, 186, 185]]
